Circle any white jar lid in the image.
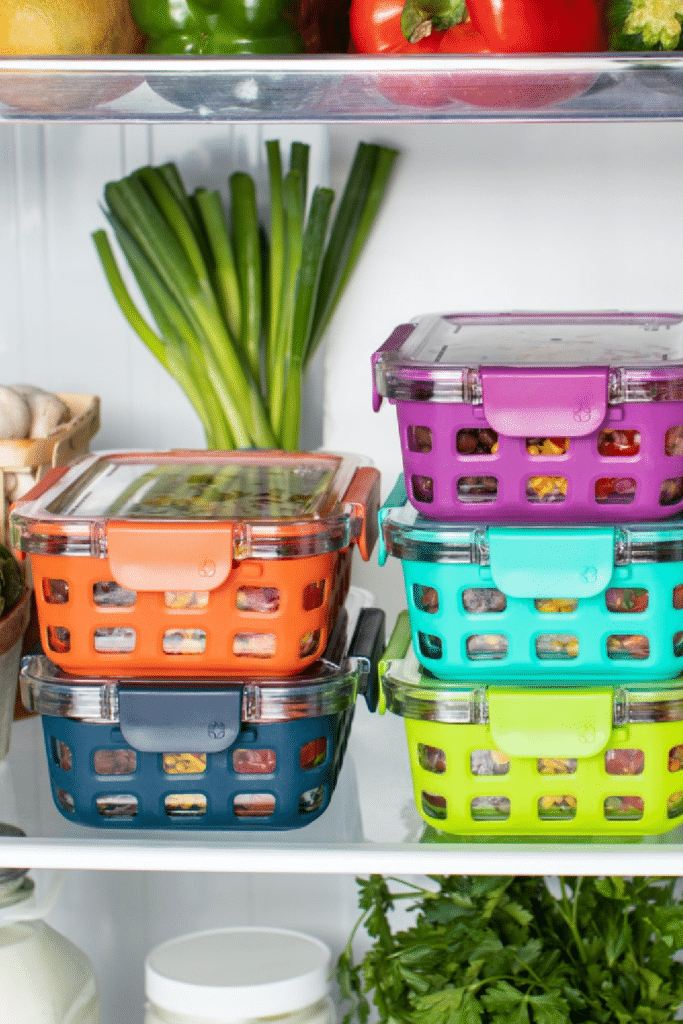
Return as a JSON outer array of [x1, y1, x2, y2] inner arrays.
[[145, 926, 331, 1023]]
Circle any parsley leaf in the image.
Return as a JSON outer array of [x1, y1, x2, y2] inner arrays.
[[336, 876, 683, 1024]]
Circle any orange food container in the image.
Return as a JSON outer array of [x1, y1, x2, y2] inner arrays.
[[10, 449, 380, 679]]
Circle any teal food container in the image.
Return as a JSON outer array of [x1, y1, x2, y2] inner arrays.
[[379, 475, 683, 683]]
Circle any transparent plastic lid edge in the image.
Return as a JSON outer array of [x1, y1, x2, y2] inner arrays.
[[379, 479, 683, 566], [379, 614, 683, 721], [10, 450, 364, 559], [380, 663, 683, 725], [373, 312, 683, 404], [19, 654, 362, 724]]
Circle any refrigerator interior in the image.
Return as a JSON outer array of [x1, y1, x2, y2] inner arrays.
[[4, 116, 683, 1022]]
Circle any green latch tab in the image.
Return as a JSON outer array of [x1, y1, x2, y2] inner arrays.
[[487, 687, 614, 758]]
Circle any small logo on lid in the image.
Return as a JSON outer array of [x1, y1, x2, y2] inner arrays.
[[573, 387, 598, 423], [573, 402, 593, 423]]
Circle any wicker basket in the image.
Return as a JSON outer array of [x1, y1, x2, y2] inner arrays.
[[0, 392, 100, 546]]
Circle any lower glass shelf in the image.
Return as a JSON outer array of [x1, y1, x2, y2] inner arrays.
[[2, 54, 683, 123], [2, 701, 683, 876]]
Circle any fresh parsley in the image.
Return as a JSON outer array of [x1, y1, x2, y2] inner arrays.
[[336, 875, 683, 1024]]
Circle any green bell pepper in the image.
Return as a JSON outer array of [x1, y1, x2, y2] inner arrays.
[[130, 0, 305, 54]]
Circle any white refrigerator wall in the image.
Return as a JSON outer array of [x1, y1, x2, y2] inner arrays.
[[3, 118, 683, 1023], [5, 119, 683, 619], [1, 122, 328, 453], [323, 120, 683, 625]]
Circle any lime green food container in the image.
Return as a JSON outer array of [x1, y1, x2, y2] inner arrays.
[[380, 612, 683, 837]]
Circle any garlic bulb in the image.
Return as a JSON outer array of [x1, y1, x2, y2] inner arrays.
[[11, 385, 69, 438], [0, 386, 31, 439]]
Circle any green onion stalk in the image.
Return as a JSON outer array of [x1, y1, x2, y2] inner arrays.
[[93, 139, 398, 451]]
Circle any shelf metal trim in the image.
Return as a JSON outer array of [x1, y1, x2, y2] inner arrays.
[[0, 836, 681, 875], [2, 53, 683, 123], [0, 54, 666, 72]]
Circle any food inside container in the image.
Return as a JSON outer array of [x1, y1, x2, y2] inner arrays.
[[379, 474, 683, 683], [372, 311, 683, 522], [10, 449, 380, 678], [379, 612, 683, 837], [19, 595, 385, 830]]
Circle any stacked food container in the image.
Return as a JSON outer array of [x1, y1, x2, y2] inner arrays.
[[10, 449, 384, 830], [372, 311, 683, 837]]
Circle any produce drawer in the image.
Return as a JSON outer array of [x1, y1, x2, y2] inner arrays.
[[372, 312, 683, 522], [380, 612, 683, 837], [10, 449, 380, 678]]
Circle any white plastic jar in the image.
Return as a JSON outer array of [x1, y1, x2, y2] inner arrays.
[[144, 926, 336, 1024], [0, 825, 99, 1024]]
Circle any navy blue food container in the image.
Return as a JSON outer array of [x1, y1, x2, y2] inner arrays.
[[20, 600, 385, 831]]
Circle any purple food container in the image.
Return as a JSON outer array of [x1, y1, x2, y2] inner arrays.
[[372, 312, 683, 522]]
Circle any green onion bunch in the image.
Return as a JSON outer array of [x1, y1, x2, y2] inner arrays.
[[92, 139, 398, 450]]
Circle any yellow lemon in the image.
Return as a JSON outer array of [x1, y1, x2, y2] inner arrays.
[[0, 0, 144, 54]]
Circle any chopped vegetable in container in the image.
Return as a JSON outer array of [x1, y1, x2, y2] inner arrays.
[[379, 472, 683, 683], [378, 611, 683, 837], [372, 311, 683, 522], [19, 599, 385, 830], [10, 449, 380, 679]]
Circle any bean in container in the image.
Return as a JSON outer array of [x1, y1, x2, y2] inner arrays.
[[10, 449, 379, 678], [380, 613, 683, 837], [380, 474, 683, 682], [372, 312, 683, 522]]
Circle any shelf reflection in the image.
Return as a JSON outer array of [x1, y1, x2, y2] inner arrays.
[[1, 55, 683, 122], [1, 707, 683, 874]]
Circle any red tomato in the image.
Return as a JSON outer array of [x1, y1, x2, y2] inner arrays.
[[465, 0, 606, 51], [600, 442, 639, 457], [630, 592, 649, 614], [598, 429, 640, 457], [595, 477, 618, 501]]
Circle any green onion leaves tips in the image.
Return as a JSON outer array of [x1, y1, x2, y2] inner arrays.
[[93, 138, 397, 450]]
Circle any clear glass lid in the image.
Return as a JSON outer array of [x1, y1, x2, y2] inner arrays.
[[380, 631, 683, 725], [19, 595, 383, 725], [11, 449, 365, 558], [379, 477, 683, 568], [372, 312, 683, 406], [19, 653, 363, 724]]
